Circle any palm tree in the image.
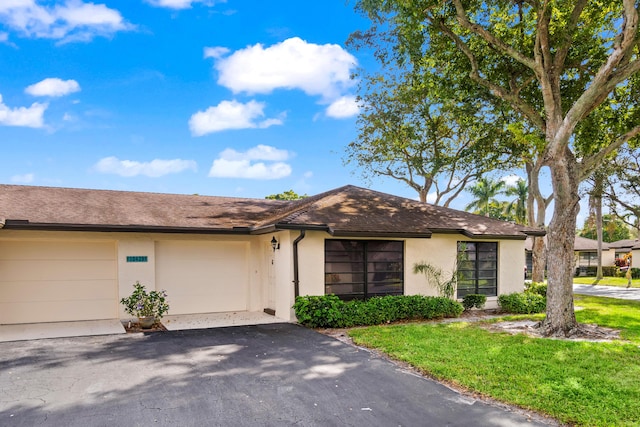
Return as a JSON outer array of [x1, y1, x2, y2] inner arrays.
[[504, 179, 528, 225], [464, 177, 505, 217]]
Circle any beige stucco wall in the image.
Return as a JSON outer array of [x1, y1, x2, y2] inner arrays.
[[0, 230, 281, 323], [1, 229, 528, 323], [408, 236, 525, 309], [634, 250, 640, 268], [295, 232, 527, 310]]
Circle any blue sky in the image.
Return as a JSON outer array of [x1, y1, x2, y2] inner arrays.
[[0, 0, 409, 200], [0, 0, 577, 223]]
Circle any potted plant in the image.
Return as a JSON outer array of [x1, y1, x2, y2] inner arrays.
[[120, 282, 170, 329]]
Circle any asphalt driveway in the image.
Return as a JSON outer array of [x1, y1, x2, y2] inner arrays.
[[0, 323, 553, 426]]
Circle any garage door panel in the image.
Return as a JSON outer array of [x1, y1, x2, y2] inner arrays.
[[0, 280, 116, 303], [0, 299, 116, 324], [0, 241, 115, 260], [0, 240, 117, 324], [0, 260, 116, 281], [167, 292, 245, 314], [156, 241, 249, 315]]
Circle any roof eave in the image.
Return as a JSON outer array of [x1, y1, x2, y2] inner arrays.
[[329, 229, 432, 239], [265, 223, 434, 239], [2, 220, 252, 235], [427, 228, 535, 240]]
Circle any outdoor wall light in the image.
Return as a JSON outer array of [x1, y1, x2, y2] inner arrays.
[[271, 236, 280, 251]]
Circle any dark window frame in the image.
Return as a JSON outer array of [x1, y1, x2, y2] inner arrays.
[[324, 239, 404, 300], [577, 251, 598, 266], [456, 241, 498, 298]]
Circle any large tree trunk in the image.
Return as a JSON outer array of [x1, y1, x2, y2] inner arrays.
[[526, 161, 548, 282], [593, 173, 604, 282], [419, 189, 427, 203], [531, 236, 547, 282], [595, 194, 603, 281], [540, 149, 581, 336]]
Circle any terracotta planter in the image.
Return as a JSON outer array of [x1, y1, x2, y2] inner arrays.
[[138, 316, 155, 329]]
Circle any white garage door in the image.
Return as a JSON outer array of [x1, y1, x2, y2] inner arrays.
[[155, 241, 249, 315], [0, 240, 118, 324]]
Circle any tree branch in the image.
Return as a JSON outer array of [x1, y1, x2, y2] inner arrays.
[[428, 15, 546, 130], [553, 0, 588, 70], [579, 125, 640, 181], [451, 0, 538, 71], [562, 1, 640, 136]]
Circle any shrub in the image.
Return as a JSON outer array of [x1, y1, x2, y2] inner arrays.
[[462, 294, 487, 310], [498, 292, 546, 314], [293, 294, 463, 328], [292, 295, 345, 328], [120, 282, 169, 320], [616, 267, 640, 279], [601, 266, 618, 277], [524, 281, 547, 297]]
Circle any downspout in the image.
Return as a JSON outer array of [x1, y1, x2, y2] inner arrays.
[[292, 230, 306, 298]]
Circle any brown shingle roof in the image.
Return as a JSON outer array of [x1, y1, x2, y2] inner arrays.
[[0, 184, 544, 238], [0, 184, 287, 232], [609, 239, 640, 250], [258, 185, 543, 239]]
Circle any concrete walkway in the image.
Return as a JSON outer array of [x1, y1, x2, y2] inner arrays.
[[0, 311, 283, 343], [573, 284, 640, 301]]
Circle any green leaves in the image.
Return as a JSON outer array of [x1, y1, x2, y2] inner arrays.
[[292, 295, 463, 328], [120, 282, 170, 320]]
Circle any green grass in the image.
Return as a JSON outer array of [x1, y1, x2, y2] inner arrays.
[[573, 276, 640, 287], [348, 296, 640, 426], [575, 295, 640, 343]]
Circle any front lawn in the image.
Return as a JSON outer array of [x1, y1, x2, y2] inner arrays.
[[573, 276, 640, 287], [348, 296, 640, 426]]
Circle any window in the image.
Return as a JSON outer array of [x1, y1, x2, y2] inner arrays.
[[325, 240, 403, 300], [457, 242, 498, 298], [578, 252, 598, 266]]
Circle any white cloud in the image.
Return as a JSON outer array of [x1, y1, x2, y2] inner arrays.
[[145, 0, 218, 9], [189, 99, 283, 136], [213, 37, 357, 100], [94, 156, 197, 177], [11, 173, 34, 183], [208, 145, 292, 180], [326, 95, 359, 118], [501, 174, 524, 187], [204, 46, 229, 59], [0, 0, 132, 43], [25, 78, 80, 97], [220, 144, 290, 162], [0, 94, 47, 128]]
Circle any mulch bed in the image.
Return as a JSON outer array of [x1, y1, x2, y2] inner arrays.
[[123, 321, 168, 333]]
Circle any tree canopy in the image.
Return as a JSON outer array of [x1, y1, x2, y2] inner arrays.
[[579, 214, 631, 243], [603, 145, 640, 232], [265, 190, 308, 200], [353, 0, 640, 336], [464, 177, 505, 217], [345, 57, 517, 205]]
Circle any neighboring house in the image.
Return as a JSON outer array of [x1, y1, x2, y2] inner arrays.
[[608, 239, 640, 266], [573, 236, 615, 270], [0, 184, 544, 325], [525, 236, 618, 277]]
